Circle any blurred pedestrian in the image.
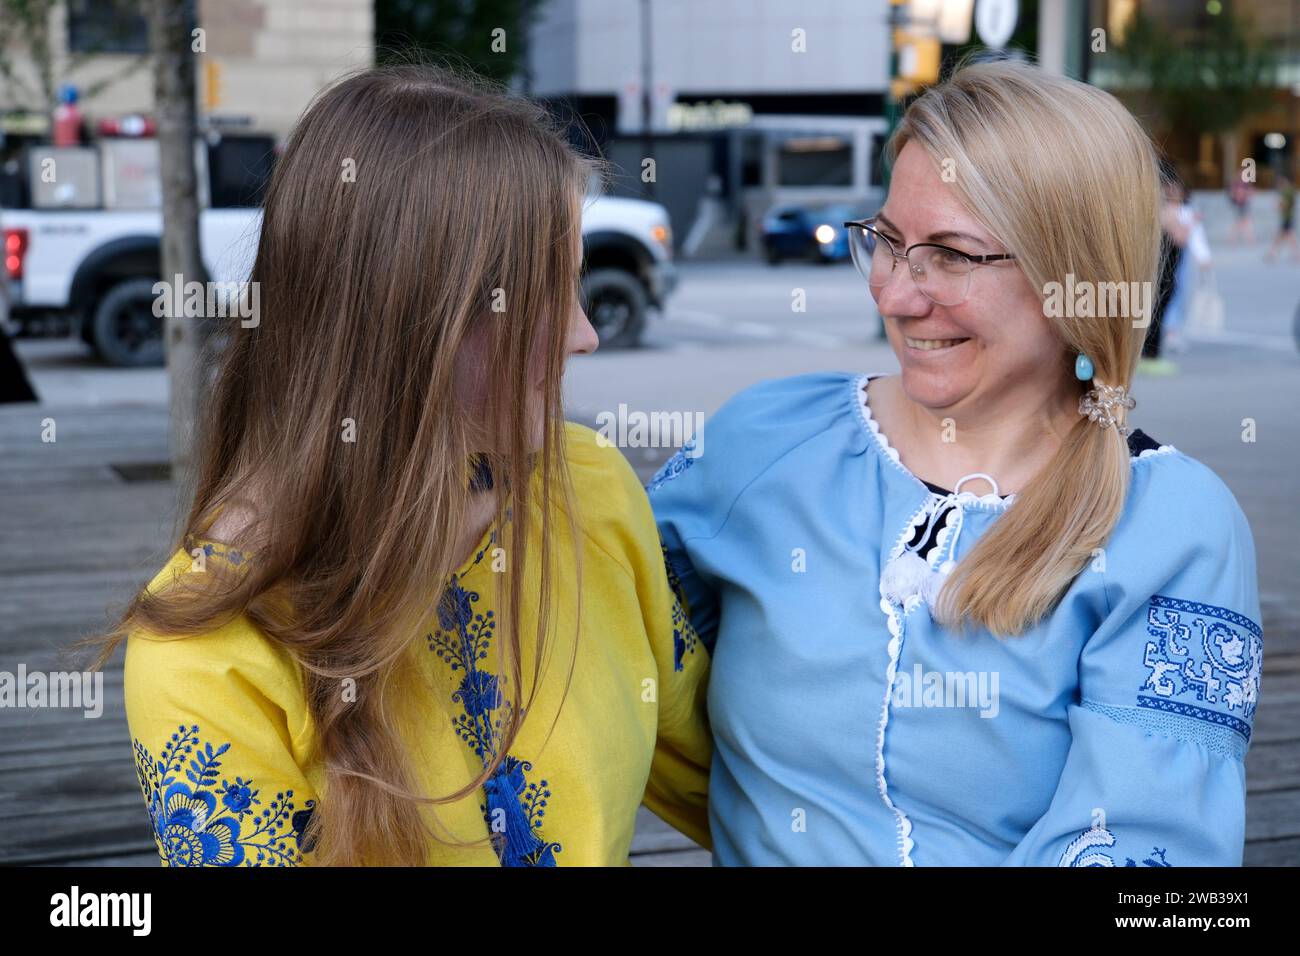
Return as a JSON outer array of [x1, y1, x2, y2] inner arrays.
[[1139, 175, 1189, 374], [1227, 177, 1254, 246], [1162, 181, 1212, 354], [1265, 173, 1299, 263], [52, 84, 84, 147], [0, 328, 38, 403]]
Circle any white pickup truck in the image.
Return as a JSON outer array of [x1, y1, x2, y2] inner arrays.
[[3, 189, 677, 365]]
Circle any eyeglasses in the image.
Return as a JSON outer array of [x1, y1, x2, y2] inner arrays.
[[843, 217, 1016, 307]]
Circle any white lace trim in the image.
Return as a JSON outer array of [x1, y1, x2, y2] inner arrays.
[[852, 373, 1014, 510], [949, 488, 1008, 507], [931, 504, 961, 568], [874, 499, 928, 867], [853, 372, 904, 466], [1133, 444, 1178, 461], [851, 373, 1179, 486]]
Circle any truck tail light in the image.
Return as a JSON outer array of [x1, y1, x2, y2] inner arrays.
[[4, 228, 28, 280], [651, 223, 672, 259]]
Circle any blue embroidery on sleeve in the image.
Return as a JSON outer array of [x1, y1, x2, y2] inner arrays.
[[427, 538, 562, 867], [132, 726, 314, 866], [646, 437, 699, 493], [662, 544, 700, 671], [1059, 826, 1172, 867], [1139, 594, 1262, 742]]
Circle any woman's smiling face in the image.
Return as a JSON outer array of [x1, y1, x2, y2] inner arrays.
[[873, 141, 1066, 412]]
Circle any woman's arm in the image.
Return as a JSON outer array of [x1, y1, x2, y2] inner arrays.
[[635, 533, 713, 849], [1004, 458, 1261, 866], [125, 605, 319, 867], [593, 439, 714, 849], [1160, 202, 1192, 246]]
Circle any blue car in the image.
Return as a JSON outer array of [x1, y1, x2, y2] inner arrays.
[[760, 203, 860, 265]]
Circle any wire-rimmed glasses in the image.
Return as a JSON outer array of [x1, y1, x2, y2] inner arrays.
[[844, 217, 1016, 307]]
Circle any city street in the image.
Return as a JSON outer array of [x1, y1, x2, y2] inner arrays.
[[2, 248, 1298, 865]]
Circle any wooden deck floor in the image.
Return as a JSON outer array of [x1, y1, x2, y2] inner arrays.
[[1, 401, 1294, 865]]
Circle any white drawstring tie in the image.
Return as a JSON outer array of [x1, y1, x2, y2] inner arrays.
[[880, 473, 1000, 607]]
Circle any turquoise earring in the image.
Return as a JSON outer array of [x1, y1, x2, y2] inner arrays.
[[1075, 353, 1094, 381]]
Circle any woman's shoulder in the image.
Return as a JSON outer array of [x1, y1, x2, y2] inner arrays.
[[645, 371, 867, 499], [1102, 437, 1258, 617], [1123, 437, 1250, 536], [124, 547, 304, 703], [562, 419, 648, 508], [556, 422, 662, 569], [707, 370, 863, 434]]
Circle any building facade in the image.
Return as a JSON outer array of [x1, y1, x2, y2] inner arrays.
[[527, 0, 893, 251], [0, 0, 373, 140], [1090, 0, 1300, 188]]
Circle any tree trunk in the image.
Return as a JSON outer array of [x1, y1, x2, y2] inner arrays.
[[1221, 130, 1240, 191], [146, 0, 209, 492]]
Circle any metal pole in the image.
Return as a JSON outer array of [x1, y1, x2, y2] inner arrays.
[[883, 0, 906, 192], [1078, 0, 1092, 83], [641, 0, 655, 199]]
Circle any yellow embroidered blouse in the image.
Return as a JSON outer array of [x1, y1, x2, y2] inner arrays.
[[124, 423, 711, 866]]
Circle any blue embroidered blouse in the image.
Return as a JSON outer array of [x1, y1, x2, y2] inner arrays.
[[649, 371, 1262, 866]]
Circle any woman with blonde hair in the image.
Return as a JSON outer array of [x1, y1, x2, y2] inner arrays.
[[650, 58, 1261, 866], [88, 64, 710, 866]]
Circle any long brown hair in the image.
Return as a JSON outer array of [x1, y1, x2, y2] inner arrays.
[[84, 63, 593, 864]]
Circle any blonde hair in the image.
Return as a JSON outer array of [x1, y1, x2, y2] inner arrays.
[[890, 57, 1163, 636]]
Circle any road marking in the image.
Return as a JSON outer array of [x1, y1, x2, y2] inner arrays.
[[1186, 328, 1295, 353], [729, 320, 780, 339], [670, 309, 1295, 354], [670, 309, 728, 328], [787, 329, 850, 348], [668, 309, 857, 348]]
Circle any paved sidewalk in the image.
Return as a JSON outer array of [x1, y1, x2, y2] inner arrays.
[[3, 307, 1296, 865]]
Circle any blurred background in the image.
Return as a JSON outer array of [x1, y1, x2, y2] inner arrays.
[[0, 0, 1297, 867]]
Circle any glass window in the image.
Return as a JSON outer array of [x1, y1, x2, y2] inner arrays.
[[777, 136, 852, 187], [67, 0, 153, 55]]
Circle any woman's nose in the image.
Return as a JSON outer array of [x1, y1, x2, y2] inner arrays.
[[873, 259, 934, 317], [569, 308, 599, 356]]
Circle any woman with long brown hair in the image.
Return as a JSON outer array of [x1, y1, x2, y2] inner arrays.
[[89, 64, 710, 866]]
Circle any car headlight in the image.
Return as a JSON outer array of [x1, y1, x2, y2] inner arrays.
[[814, 224, 836, 245]]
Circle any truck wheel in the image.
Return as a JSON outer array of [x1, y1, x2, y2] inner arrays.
[[91, 277, 164, 367], [582, 268, 647, 349]]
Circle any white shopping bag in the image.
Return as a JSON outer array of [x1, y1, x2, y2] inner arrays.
[[1188, 270, 1225, 333]]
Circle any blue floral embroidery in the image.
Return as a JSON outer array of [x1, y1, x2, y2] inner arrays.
[[1059, 826, 1172, 867], [646, 437, 699, 493], [132, 725, 314, 866], [427, 537, 561, 867], [662, 544, 700, 671], [1141, 594, 1262, 742]]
